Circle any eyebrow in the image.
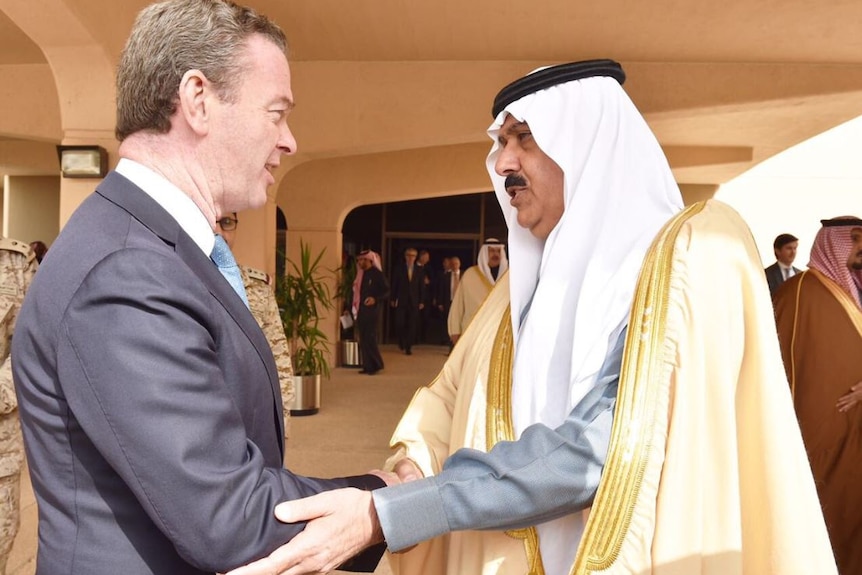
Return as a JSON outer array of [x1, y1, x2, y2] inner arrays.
[[497, 121, 530, 145], [271, 96, 295, 110], [502, 121, 529, 134]]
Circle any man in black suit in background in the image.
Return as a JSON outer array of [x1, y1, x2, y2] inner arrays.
[[355, 250, 389, 375], [11, 1, 384, 573], [390, 247, 425, 354], [765, 233, 801, 297]]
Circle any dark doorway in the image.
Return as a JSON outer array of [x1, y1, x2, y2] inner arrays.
[[342, 191, 507, 344], [386, 237, 477, 346]]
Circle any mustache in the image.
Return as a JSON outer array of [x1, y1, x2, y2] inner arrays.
[[503, 174, 527, 190]]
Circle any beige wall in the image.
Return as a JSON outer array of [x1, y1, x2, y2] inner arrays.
[[3, 174, 60, 245], [0, 63, 61, 141]]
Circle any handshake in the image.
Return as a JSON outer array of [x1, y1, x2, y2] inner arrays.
[[226, 459, 423, 575]]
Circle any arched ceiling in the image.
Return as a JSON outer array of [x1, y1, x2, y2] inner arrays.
[[0, 10, 44, 64], [3, 0, 862, 186], [34, 0, 862, 64]]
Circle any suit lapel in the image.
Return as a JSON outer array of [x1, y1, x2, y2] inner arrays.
[[96, 172, 285, 451], [776, 265, 786, 285]]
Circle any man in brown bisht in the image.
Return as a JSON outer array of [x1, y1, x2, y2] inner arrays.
[[774, 216, 862, 575]]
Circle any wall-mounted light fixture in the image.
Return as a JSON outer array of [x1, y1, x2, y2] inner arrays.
[[56, 145, 108, 178]]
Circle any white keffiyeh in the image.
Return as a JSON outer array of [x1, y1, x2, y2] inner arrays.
[[485, 72, 683, 574], [477, 239, 509, 286]]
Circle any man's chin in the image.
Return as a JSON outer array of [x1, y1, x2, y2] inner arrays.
[[246, 187, 269, 210], [223, 190, 267, 214]]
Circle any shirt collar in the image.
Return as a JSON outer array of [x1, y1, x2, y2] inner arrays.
[[115, 158, 215, 256]]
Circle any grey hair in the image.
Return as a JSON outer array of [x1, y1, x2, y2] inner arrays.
[[116, 0, 287, 141]]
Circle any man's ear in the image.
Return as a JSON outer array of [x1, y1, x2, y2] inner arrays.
[[177, 69, 214, 136]]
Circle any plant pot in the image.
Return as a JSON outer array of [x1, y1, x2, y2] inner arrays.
[[339, 339, 362, 367], [290, 374, 320, 416]]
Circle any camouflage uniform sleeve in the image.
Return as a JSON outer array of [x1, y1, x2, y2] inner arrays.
[[243, 267, 295, 439], [0, 311, 16, 417], [0, 241, 37, 476]]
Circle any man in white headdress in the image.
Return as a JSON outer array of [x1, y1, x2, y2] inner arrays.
[[353, 250, 389, 376], [229, 60, 836, 575], [446, 238, 508, 346]]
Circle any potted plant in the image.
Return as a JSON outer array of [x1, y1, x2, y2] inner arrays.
[[277, 240, 334, 415], [335, 254, 362, 367]]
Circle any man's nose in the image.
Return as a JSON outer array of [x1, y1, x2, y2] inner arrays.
[[495, 145, 520, 176], [279, 123, 297, 156]]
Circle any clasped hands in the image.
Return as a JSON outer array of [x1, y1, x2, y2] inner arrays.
[[225, 458, 423, 575]]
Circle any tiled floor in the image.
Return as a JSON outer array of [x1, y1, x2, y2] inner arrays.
[[6, 343, 449, 575]]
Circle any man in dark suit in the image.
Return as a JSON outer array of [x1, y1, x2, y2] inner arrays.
[[11, 1, 384, 573], [765, 233, 802, 297], [390, 247, 425, 355]]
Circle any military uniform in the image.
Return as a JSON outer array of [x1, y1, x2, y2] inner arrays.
[[0, 237, 36, 573], [241, 266, 294, 439]]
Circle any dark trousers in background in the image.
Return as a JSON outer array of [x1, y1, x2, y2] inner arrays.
[[394, 306, 420, 353], [419, 305, 432, 343], [357, 308, 384, 373]]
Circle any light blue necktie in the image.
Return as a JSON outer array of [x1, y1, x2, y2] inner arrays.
[[211, 234, 250, 308]]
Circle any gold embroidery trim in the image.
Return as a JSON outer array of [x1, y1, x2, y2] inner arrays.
[[571, 201, 707, 575], [789, 271, 806, 400], [486, 306, 545, 575]]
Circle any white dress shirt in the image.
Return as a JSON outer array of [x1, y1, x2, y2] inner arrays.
[[115, 158, 215, 256]]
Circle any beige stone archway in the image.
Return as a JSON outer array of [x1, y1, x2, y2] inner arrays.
[[4, 0, 862, 357], [271, 143, 491, 346], [0, 0, 116, 240]]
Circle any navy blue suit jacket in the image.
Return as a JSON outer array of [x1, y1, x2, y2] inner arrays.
[[12, 172, 382, 574]]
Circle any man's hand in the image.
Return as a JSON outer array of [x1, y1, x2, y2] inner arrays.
[[392, 458, 423, 483], [837, 381, 862, 412], [450, 334, 460, 345], [225, 488, 383, 575], [369, 468, 400, 486], [363, 296, 375, 306]]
